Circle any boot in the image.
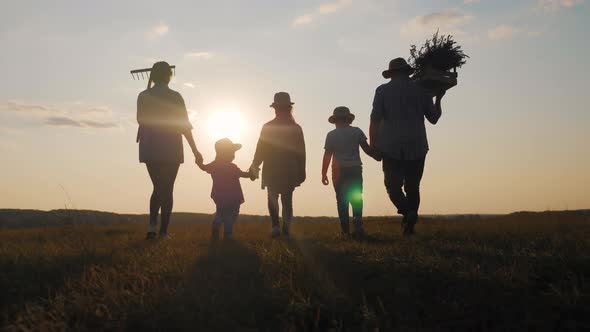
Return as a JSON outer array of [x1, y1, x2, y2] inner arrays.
[[340, 220, 350, 237], [404, 211, 418, 237], [211, 227, 220, 241], [282, 222, 291, 238], [271, 226, 281, 238], [352, 218, 366, 239]]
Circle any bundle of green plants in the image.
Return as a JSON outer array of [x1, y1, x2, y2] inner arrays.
[[408, 31, 469, 76]]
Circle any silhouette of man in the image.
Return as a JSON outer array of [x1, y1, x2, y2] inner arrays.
[[369, 58, 445, 236]]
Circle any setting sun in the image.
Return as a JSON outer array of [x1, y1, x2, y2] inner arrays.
[[206, 110, 246, 141]]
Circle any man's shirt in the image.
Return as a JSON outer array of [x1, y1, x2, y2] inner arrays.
[[370, 77, 440, 160]]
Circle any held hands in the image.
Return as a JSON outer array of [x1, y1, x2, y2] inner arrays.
[[322, 174, 329, 186], [372, 150, 383, 162], [194, 151, 204, 168], [248, 167, 258, 181], [249, 164, 260, 181], [195, 159, 204, 170], [369, 144, 383, 162]]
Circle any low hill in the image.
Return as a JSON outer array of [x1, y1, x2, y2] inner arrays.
[[0, 208, 588, 229]]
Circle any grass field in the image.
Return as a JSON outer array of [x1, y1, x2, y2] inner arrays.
[[1, 213, 590, 331]]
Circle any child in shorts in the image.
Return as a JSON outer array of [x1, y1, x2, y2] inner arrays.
[[197, 138, 253, 240]]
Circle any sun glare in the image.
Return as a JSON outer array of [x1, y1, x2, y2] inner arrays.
[[206, 110, 246, 142]]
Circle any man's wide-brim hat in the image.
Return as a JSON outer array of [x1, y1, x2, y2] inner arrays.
[[270, 92, 295, 107], [329, 106, 355, 124], [215, 138, 242, 154], [382, 57, 414, 78]]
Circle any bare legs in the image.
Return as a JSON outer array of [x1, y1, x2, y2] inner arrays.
[[146, 163, 180, 237]]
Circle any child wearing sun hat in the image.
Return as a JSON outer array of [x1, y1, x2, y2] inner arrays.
[[322, 107, 375, 238], [197, 138, 254, 240]]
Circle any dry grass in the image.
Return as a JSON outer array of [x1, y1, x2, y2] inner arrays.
[[1, 214, 590, 331]]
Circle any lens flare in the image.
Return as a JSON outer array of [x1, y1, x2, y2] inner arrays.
[[347, 184, 364, 203], [207, 110, 246, 141]]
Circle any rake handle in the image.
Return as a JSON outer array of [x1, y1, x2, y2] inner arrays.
[[130, 65, 176, 75]]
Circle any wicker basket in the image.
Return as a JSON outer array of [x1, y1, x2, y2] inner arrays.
[[413, 66, 458, 96]]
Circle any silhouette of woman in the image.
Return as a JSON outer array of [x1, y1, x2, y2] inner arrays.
[[251, 92, 306, 238], [136, 61, 203, 239]]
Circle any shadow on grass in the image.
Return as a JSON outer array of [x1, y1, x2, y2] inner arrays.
[[127, 239, 289, 331], [4, 228, 590, 331], [0, 251, 116, 325], [279, 236, 590, 331], [0, 229, 148, 327]]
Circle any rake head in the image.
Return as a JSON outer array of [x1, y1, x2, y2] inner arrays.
[[130, 65, 176, 80]]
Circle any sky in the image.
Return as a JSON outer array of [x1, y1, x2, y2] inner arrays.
[[1, 0, 589, 216]]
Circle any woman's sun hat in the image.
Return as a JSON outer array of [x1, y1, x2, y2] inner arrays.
[[270, 92, 295, 107], [215, 138, 242, 154], [382, 57, 415, 79], [328, 106, 355, 124]]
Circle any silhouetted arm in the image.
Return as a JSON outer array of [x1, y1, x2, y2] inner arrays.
[[297, 126, 306, 184], [321, 150, 332, 185], [425, 92, 444, 125], [369, 87, 383, 148], [360, 140, 374, 158], [196, 158, 207, 171], [369, 120, 379, 148], [136, 93, 145, 143], [176, 94, 203, 163], [136, 93, 145, 126], [183, 130, 203, 164], [252, 127, 266, 169]]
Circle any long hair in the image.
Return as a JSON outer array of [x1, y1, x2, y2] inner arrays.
[[273, 105, 296, 123], [147, 61, 173, 89]]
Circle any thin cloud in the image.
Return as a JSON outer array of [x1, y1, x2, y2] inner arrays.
[[538, 0, 584, 11], [401, 9, 474, 37], [464, 0, 480, 4], [3, 100, 51, 113], [319, 0, 352, 14], [488, 25, 520, 40], [184, 51, 213, 60], [1, 100, 118, 129], [82, 106, 112, 115], [45, 116, 84, 127], [183, 82, 195, 88], [146, 22, 169, 40], [292, 0, 352, 27], [79, 120, 118, 128], [45, 117, 118, 129], [293, 14, 314, 26]]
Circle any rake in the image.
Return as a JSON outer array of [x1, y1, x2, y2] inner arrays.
[[130, 65, 176, 80]]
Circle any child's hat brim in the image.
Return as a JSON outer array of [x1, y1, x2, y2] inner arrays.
[[328, 114, 355, 124], [218, 143, 242, 152], [214, 138, 242, 153]]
